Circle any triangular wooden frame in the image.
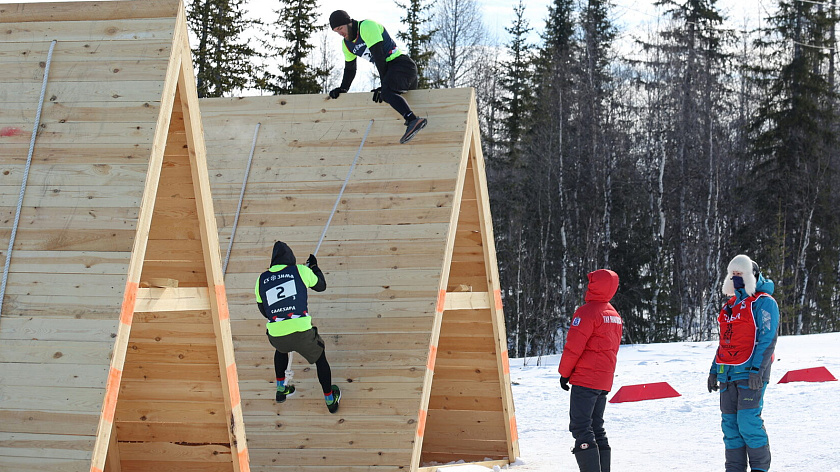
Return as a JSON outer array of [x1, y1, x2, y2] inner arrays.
[[0, 1, 246, 471], [75, 3, 248, 472], [413, 96, 520, 470], [200, 88, 518, 471]]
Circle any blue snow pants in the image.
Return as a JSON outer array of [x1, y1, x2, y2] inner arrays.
[[720, 380, 770, 471]]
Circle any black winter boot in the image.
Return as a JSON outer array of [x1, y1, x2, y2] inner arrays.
[[598, 446, 611, 472], [573, 442, 601, 472]]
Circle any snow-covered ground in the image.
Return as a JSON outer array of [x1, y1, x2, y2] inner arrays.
[[443, 332, 840, 471]]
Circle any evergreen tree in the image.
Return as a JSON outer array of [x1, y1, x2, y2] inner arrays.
[[262, 0, 326, 94], [396, 0, 436, 88], [497, 0, 533, 163], [187, 0, 261, 98], [747, 0, 838, 334]]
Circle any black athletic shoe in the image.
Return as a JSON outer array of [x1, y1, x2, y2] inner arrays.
[[400, 117, 427, 144], [326, 385, 341, 413], [275, 384, 295, 403]]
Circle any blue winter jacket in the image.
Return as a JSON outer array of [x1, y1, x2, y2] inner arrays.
[[711, 274, 780, 383]]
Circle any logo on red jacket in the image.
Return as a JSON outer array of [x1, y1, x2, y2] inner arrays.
[[572, 317, 581, 326]]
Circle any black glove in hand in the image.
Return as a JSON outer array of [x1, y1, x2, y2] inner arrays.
[[306, 254, 318, 268], [371, 87, 383, 103], [328, 87, 347, 99], [707, 373, 719, 392], [559, 376, 570, 391], [748, 372, 763, 390]]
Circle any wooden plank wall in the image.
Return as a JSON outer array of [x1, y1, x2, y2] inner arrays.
[[202, 87, 516, 472], [201, 89, 474, 472], [109, 87, 235, 472], [0, 3, 176, 471]]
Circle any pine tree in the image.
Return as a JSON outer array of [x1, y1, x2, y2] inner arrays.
[[497, 0, 533, 163], [187, 0, 261, 98], [396, 0, 436, 88], [262, 0, 326, 94], [747, 0, 838, 335]]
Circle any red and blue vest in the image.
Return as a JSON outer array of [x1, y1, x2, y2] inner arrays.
[[715, 292, 768, 365]]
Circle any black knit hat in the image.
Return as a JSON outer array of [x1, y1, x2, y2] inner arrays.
[[329, 10, 352, 29]]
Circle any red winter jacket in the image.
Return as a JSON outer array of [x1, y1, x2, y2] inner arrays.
[[558, 269, 623, 391]]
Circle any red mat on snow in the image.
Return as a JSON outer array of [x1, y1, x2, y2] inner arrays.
[[778, 366, 837, 383], [609, 382, 681, 403]]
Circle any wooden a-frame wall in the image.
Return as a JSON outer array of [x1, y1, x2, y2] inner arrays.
[[0, 2, 247, 471], [201, 87, 519, 472]]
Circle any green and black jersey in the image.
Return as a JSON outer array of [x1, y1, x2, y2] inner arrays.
[[342, 19, 403, 63]]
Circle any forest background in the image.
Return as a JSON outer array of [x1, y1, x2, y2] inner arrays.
[[185, 0, 840, 357]]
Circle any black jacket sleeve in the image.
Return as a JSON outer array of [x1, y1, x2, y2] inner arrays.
[[257, 301, 267, 318], [310, 266, 327, 292], [339, 59, 357, 91], [369, 42, 388, 80]]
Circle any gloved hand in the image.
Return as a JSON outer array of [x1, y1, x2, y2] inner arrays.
[[748, 372, 763, 390], [707, 373, 719, 392], [328, 87, 347, 99], [306, 254, 318, 269], [371, 87, 383, 103], [559, 376, 570, 391]]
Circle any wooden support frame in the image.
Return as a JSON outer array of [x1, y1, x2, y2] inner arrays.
[[0, 1, 247, 471], [201, 87, 518, 471]]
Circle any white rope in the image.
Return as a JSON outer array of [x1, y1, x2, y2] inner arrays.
[[223, 122, 261, 276], [0, 40, 57, 319], [313, 119, 374, 257], [286, 119, 375, 384]]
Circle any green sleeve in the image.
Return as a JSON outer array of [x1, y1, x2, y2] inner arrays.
[[359, 20, 385, 47], [297, 265, 319, 288], [255, 277, 262, 303], [342, 41, 356, 62]]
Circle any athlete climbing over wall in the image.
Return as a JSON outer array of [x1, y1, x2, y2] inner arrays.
[[255, 241, 341, 413], [327, 9, 428, 144]]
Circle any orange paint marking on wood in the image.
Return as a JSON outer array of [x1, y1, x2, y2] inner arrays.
[[119, 281, 138, 325]]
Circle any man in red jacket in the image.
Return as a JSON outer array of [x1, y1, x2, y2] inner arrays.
[[558, 269, 623, 472]]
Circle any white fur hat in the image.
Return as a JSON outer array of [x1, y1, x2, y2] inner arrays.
[[722, 254, 758, 297]]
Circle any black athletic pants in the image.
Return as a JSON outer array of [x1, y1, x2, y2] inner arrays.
[[275, 350, 333, 395], [569, 384, 610, 449], [381, 55, 419, 119]]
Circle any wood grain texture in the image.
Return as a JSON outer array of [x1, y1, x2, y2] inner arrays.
[[202, 86, 516, 471]]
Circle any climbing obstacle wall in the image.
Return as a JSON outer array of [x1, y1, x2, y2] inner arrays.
[[201, 88, 519, 471], [0, 1, 247, 471]]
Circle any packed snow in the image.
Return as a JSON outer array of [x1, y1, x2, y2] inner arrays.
[[439, 332, 840, 471]]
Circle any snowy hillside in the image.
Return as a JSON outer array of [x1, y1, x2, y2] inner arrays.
[[444, 332, 840, 471]]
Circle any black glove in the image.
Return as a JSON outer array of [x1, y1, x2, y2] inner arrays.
[[371, 87, 383, 103], [328, 87, 347, 99], [559, 376, 570, 391], [707, 373, 719, 392], [306, 254, 318, 268], [748, 372, 763, 390]]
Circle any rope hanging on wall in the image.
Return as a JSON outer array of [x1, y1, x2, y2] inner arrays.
[[0, 40, 57, 319], [286, 118, 375, 385], [223, 122, 261, 277]]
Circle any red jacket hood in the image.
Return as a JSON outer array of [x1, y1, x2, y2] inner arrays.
[[585, 269, 619, 303]]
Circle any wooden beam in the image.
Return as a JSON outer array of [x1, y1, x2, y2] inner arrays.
[[442, 291, 490, 311], [134, 287, 211, 312], [0, 0, 180, 23]]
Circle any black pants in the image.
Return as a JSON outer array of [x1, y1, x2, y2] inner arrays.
[[569, 385, 609, 449], [381, 55, 419, 119], [275, 350, 333, 395]]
